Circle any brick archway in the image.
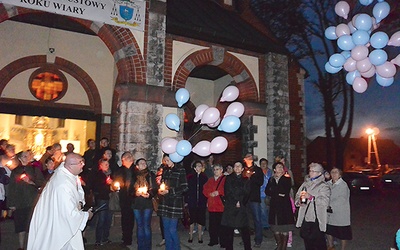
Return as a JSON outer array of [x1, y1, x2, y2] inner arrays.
[[0, 4, 146, 85], [172, 48, 259, 102], [0, 55, 102, 114]]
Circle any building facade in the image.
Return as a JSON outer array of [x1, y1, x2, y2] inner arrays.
[[0, 0, 306, 184]]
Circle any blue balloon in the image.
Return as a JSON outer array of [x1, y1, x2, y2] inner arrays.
[[169, 152, 184, 163], [370, 32, 389, 49], [176, 140, 192, 157], [359, 0, 374, 6], [165, 113, 180, 132], [325, 26, 337, 40], [329, 53, 346, 67], [217, 115, 241, 133], [337, 35, 355, 51], [373, 1, 390, 23], [352, 30, 370, 45], [369, 49, 388, 66], [354, 14, 373, 31], [175, 88, 190, 108], [325, 62, 342, 74], [376, 74, 394, 87], [346, 70, 361, 85], [341, 51, 351, 59]]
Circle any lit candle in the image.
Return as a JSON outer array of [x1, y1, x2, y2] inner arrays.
[[6, 160, 12, 167], [160, 182, 166, 191], [20, 173, 27, 180], [114, 181, 120, 191], [138, 186, 148, 194]]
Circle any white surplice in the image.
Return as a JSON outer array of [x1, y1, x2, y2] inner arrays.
[[27, 163, 89, 250]]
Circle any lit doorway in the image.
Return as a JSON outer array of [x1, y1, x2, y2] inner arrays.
[[0, 114, 96, 158]]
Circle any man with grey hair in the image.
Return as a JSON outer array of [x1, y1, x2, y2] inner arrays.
[[295, 162, 330, 250], [28, 153, 93, 250]]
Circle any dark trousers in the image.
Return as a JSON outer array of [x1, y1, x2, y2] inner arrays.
[[209, 212, 223, 245], [120, 204, 134, 245], [303, 232, 327, 250], [225, 226, 251, 250]]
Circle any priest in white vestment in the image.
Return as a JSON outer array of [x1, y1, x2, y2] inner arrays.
[[27, 153, 93, 250]]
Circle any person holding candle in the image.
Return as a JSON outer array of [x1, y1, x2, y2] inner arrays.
[[92, 158, 114, 247], [186, 160, 208, 243], [131, 158, 156, 250], [157, 154, 188, 250], [8, 150, 45, 250], [113, 151, 136, 248]]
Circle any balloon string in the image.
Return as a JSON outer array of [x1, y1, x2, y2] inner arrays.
[[187, 125, 203, 142]]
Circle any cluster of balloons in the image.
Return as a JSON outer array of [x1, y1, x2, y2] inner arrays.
[[161, 85, 244, 162], [325, 0, 400, 93]]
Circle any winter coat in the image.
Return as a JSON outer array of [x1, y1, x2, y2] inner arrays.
[[186, 172, 208, 208], [295, 174, 330, 232], [327, 178, 351, 226], [221, 173, 250, 228], [203, 175, 226, 212], [265, 175, 295, 226], [157, 164, 188, 218], [243, 164, 264, 203], [8, 164, 45, 209], [131, 168, 156, 210]]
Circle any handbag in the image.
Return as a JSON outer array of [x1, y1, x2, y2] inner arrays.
[[299, 200, 324, 240], [108, 191, 121, 211]]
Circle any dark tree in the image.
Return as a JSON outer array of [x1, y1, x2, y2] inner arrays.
[[250, 0, 399, 169]]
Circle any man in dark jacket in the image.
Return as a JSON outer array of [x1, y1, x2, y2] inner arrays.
[[113, 151, 136, 248], [243, 153, 264, 248], [221, 161, 251, 250]]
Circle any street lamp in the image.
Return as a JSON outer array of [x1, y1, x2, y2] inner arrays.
[[365, 127, 381, 167]]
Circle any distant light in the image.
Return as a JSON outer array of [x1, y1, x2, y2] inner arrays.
[[365, 128, 374, 135]]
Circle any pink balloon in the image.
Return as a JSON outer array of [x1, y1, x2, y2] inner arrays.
[[207, 117, 221, 128], [390, 54, 400, 66], [376, 61, 396, 78], [356, 57, 372, 73], [193, 104, 209, 123], [352, 77, 368, 93], [210, 136, 228, 154], [344, 57, 357, 72], [161, 138, 178, 154], [224, 102, 245, 118], [220, 86, 239, 102], [335, 23, 351, 38], [192, 140, 211, 157], [388, 31, 400, 46], [200, 107, 220, 124], [335, 1, 350, 19], [351, 45, 369, 61], [360, 65, 376, 78], [347, 21, 357, 34]]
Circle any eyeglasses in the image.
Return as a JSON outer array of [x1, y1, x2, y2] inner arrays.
[[71, 160, 85, 166]]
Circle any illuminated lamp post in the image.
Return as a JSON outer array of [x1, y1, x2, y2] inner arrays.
[[365, 127, 381, 167]]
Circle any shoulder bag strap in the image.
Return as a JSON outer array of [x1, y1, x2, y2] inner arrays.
[[216, 175, 225, 190]]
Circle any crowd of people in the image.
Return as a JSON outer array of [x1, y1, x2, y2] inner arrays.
[[0, 136, 354, 250]]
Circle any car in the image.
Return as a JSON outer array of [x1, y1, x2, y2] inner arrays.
[[381, 169, 400, 188], [342, 172, 375, 192]]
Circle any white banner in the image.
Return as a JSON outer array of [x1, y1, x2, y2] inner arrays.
[[1, 0, 146, 31]]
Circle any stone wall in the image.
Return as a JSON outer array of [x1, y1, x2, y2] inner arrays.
[[118, 101, 164, 170], [265, 53, 291, 167]]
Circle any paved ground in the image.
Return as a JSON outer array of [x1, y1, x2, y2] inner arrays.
[[1, 211, 305, 250]]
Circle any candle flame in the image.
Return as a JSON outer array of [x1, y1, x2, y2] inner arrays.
[[20, 173, 27, 180], [160, 182, 166, 191]]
